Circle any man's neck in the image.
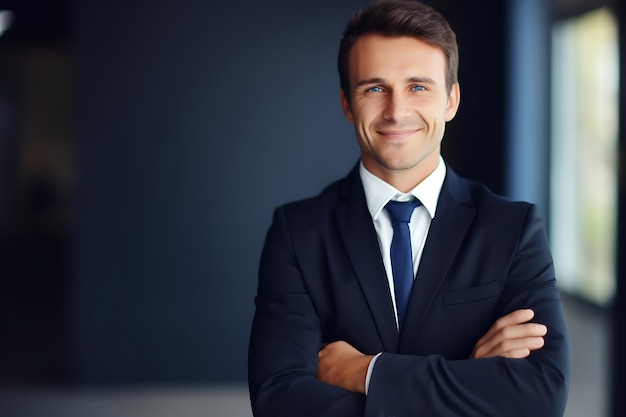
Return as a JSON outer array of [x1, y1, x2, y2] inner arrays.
[[362, 154, 440, 193]]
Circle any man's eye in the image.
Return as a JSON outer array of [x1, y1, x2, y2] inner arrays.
[[367, 86, 383, 93], [412, 85, 426, 91]]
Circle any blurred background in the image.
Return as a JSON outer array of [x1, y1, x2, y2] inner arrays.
[[0, 0, 623, 416]]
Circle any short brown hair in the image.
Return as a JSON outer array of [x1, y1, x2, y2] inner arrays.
[[338, 0, 459, 100]]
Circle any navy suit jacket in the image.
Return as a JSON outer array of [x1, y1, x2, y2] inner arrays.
[[248, 163, 570, 417]]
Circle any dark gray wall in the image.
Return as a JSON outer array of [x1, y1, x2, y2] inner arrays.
[[72, 0, 512, 384], [72, 0, 365, 383], [68, 0, 506, 383]]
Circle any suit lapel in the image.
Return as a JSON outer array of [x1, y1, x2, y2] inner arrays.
[[399, 169, 476, 351], [334, 167, 399, 353]]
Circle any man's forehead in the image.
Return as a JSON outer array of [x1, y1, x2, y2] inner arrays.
[[350, 34, 445, 56], [348, 35, 448, 81]]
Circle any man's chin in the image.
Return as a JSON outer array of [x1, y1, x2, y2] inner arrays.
[[376, 158, 420, 172]]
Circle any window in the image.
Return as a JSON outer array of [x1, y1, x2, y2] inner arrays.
[[550, 8, 618, 305]]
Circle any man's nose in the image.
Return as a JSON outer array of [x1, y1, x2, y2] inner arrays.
[[383, 92, 412, 121]]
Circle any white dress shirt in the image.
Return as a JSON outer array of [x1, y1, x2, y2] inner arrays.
[[359, 157, 446, 327], [359, 156, 446, 393]]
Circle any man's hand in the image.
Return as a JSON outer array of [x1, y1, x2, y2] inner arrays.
[[317, 340, 374, 394], [471, 309, 547, 359]]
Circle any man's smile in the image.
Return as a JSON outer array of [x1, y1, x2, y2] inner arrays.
[[376, 128, 421, 142]]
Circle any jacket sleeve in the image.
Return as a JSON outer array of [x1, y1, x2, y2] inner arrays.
[[248, 207, 366, 417], [364, 204, 570, 417]]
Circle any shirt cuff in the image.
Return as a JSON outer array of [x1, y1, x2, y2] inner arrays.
[[365, 352, 383, 395]]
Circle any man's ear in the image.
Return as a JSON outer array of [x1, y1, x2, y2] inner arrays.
[[445, 82, 461, 122], [340, 89, 354, 123]]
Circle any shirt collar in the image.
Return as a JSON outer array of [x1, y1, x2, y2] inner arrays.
[[359, 156, 446, 221]]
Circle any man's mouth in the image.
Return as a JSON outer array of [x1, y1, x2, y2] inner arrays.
[[377, 129, 420, 141]]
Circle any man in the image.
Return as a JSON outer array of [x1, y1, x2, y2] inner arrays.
[[248, 1, 570, 416]]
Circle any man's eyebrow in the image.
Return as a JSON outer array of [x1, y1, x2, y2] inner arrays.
[[354, 76, 438, 89], [354, 78, 385, 89], [407, 76, 437, 85]]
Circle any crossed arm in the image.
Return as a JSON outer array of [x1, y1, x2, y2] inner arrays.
[[250, 204, 569, 417], [317, 308, 548, 394]]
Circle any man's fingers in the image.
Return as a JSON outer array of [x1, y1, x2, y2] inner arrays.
[[471, 309, 548, 359], [499, 322, 547, 340], [477, 336, 545, 359], [475, 309, 534, 346], [476, 321, 546, 351], [500, 348, 531, 359], [493, 309, 535, 331]]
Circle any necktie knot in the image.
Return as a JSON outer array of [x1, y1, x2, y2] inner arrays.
[[385, 199, 421, 226]]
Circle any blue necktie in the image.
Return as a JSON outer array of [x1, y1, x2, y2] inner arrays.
[[385, 199, 421, 330]]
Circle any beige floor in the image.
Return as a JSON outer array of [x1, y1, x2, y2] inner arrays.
[[0, 296, 609, 417], [0, 385, 252, 417], [562, 295, 610, 417]]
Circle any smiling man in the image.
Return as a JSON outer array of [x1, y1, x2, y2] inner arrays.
[[341, 34, 459, 191], [248, 1, 570, 416]]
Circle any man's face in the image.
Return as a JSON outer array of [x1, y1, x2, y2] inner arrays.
[[341, 34, 460, 184]]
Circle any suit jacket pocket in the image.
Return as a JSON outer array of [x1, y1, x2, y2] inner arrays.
[[442, 280, 500, 306]]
